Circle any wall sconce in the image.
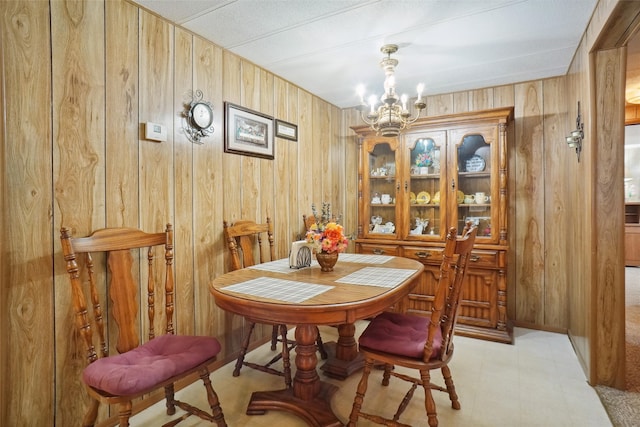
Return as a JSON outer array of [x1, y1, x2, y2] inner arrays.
[[566, 101, 584, 162]]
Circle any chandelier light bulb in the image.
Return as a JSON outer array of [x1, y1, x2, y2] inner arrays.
[[368, 94, 377, 114]]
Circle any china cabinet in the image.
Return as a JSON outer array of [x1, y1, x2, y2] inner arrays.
[[625, 202, 640, 266], [353, 107, 514, 343]]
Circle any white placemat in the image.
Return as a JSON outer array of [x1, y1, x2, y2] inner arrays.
[[248, 258, 299, 274], [336, 267, 418, 288], [337, 253, 393, 264], [223, 277, 333, 303]]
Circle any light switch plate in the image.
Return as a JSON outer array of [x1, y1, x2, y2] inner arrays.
[[145, 122, 167, 142]]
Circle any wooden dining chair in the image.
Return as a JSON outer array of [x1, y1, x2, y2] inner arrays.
[[302, 213, 316, 232], [348, 225, 478, 427], [223, 218, 326, 387], [60, 224, 226, 427], [298, 213, 318, 240]]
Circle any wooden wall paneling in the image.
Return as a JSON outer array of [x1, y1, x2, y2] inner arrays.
[[342, 108, 360, 247], [219, 51, 244, 353], [173, 27, 194, 335], [192, 37, 225, 339], [273, 77, 292, 247], [493, 85, 515, 109], [591, 0, 640, 50], [101, 2, 140, 421], [286, 84, 301, 242], [585, 0, 618, 52], [330, 105, 346, 224], [104, 6, 140, 413], [1, 1, 54, 425], [241, 62, 269, 346], [453, 91, 470, 114], [298, 90, 314, 221], [260, 70, 276, 254], [470, 87, 494, 111], [240, 60, 260, 222], [51, 0, 106, 424], [427, 93, 454, 116], [514, 81, 545, 324], [594, 47, 626, 387], [565, 42, 590, 372], [138, 10, 174, 337], [52, 0, 106, 233], [542, 77, 569, 328], [0, 2, 5, 420], [221, 51, 242, 227], [225, 59, 273, 349], [310, 95, 335, 204], [106, 0, 139, 228]]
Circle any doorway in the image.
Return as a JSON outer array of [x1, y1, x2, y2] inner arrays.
[[625, 32, 640, 392]]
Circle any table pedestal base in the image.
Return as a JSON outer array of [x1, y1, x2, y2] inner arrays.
[[246, 381, 341, 427], [320, 341, 365, 380]]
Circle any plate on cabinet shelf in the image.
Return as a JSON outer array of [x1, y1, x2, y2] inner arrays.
[[410, 192, 416, 203], [456, 190, 465, 204], [474, 146, 491, 169], [432, 191, 440, 205], [465, 155, 486, 172], [416, 191, 430, 204]]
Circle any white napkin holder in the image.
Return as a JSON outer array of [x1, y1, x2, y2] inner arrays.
[[289, 240, 312, 269]]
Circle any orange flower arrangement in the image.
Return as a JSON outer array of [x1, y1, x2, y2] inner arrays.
[[305, 203, 349, 254]]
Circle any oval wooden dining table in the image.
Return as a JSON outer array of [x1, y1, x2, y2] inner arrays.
[[210, 254, 424, 426]]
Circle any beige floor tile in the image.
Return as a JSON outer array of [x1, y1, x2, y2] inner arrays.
[[130, 324, 611, 426]]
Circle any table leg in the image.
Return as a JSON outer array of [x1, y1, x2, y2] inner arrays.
[[320, 323, 366, 380], [246, 324, 342, 426]]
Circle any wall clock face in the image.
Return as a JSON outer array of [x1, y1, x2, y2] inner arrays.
[[183, 91, 214, 144], [191, 102, 213, 129]]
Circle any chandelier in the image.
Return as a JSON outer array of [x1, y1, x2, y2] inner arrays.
[[356, 44, 426, 137]]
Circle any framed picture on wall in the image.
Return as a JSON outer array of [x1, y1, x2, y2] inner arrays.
[[275, 119, 298, 141], [224, 102, 274, 159]]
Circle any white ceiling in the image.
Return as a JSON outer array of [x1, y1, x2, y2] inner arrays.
[[133, 0, 598, 109]]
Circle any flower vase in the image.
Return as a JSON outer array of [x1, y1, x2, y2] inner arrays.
[[316, 251, 338, 272]]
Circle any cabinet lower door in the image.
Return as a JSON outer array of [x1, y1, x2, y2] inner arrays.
[[406, 266, 511, 343], [457, 268, 498, 328]]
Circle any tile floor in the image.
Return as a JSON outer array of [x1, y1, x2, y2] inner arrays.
[[132, 323, 612, 426]]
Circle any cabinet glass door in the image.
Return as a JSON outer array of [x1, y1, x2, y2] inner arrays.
[[365, 141, 398, 238], [406, 132, 446, 239], [452, 128, 496, 240]]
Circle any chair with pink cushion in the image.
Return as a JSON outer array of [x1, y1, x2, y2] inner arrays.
[[60, 225, 226, 427], [348, 225, 477, 427]]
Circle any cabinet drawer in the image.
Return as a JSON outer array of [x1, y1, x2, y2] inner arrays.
[[468, 249, 499, 268], [404, 247, 444, 265], [357, 243, 400, 256]]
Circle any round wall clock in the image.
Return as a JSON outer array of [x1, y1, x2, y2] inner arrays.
[[183, 90, 214, 144], [190, 102, 213, 130]]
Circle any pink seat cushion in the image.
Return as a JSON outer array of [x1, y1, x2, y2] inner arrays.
[[359, 311, 443, 360], [83, 334, 221, 396]]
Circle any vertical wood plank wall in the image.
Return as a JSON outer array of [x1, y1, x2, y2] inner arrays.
[[0, 0, 633, 424], [1, 1, 346, 424]]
